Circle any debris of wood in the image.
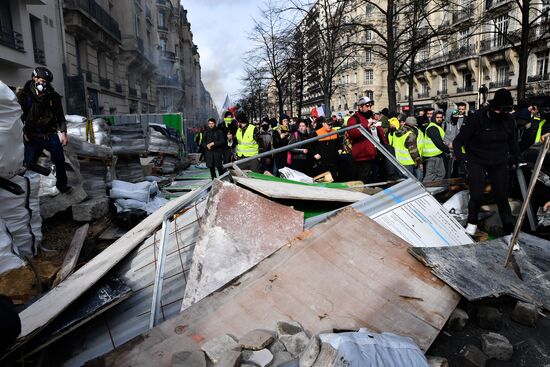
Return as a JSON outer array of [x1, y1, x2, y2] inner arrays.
[[52, 223, 89, 287]]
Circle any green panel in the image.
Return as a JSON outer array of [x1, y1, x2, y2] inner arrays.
[[162, 114, 183, 136], [246, 172, 354, 189]]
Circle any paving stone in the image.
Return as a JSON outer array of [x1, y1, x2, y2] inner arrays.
[[481, 332, 513, 361], [426, 355, 449, 367], [171, 350, 206, 367], [72, 196, 110, 221], [240, 329, 276, 350], [201, 334, 240, 364], [269, 339, 287, 354], [40, 185, 87, 219], [242, 348, 274, 367], [447, 308, 469, 331], [511, 301, 539, 327], [277, 320, 305, 337], [214, 349, 241, 367], [273, 351, 294, 366], [456, 344, 488, 367], [312, 342, 337, 367], [299, 335, 320, 367], [477, 306, 503, 331], [280, 331, 310, 357]]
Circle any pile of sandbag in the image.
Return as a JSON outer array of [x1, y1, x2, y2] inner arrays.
[[111, 124, 148, 155], [66, 115, 111, 146], [109, 179, 167, 214], [67, 135, 113, 160], [114, 156, 144, 183], [147, 125, 181, 156], [79, 160, 110, 198]]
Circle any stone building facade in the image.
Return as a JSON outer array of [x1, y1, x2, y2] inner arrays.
[[0, 0, 216, 128]]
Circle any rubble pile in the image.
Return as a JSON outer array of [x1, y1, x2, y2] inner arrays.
[[147, 124, 184, 174]]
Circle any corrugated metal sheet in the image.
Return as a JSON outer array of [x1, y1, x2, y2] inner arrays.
[[306, 179, 472, 247], [59, 195, 208, 366]]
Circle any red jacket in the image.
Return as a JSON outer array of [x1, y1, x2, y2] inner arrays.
[[347, 112, 387, 162]]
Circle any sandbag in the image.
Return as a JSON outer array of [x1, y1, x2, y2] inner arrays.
[[66, 116, 111, 146], [0, 218, 25, 276], [0, 175, 40, 257], [109, 180, 151, 202], [0, 80, 24, 179]]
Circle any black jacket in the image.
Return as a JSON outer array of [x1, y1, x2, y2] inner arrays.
[[201, 127, 225, 168], [217, 119, 238, 144], [453, 107, 520, 165], [16, 80, 66, 138]]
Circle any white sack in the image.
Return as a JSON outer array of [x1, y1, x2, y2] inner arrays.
[[0, 218, 25, 276], [443, 190, 470, 215], [320, 329, 428, 367], [278, 167, 314, 183], [0, 80, 24, 179], [110, 180, 151, 202]]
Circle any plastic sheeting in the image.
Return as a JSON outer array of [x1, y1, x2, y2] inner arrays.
[[320, 329, 428, 367], [278, 167, 314, 183], [110, 180, 152, 203], [0, 218, 25, 276], [0, 80, 24, 179], [0, 174, 41, 257], [147, 126, 180, 156], [66, 116, 111, 146]]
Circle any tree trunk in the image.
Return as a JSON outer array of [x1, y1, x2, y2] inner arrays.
[[408, 62, 415, 116], [516, 0, 531, 101], [386, 0, 397, 112]]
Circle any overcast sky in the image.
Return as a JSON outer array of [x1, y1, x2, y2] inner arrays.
[[183, 0, 261, 112]]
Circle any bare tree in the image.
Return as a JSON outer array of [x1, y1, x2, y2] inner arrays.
[[482, 0, 550, 100], [239, 64, 269, 121]]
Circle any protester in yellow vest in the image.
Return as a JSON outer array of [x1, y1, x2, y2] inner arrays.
[[423, 111, 450, 182], [388, 116, 423, 179], [235, 110, 261, 172]]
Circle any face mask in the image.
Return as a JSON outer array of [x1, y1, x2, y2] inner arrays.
[[224, 117, 232, 125], [261, 124, 269, 131], [489, 109, 506, 122], [35, 81, 48, 92]]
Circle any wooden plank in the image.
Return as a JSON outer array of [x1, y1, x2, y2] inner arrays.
[[233, 176, 369, 202], [17, 188, 204, 342], [53, 223, 89, 287], [99, 208, 459, 366], [409, 232, 550, 310], [181, 180, 304, 311], [98, 223, 127, 241]]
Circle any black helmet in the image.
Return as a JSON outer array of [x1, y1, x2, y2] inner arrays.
[[32, 67, 53, 82]]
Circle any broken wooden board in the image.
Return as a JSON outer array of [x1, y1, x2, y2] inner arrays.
[[17, 187, 207, 342], [53, 223, 89, 287], [409, 232, 550, 310], [100, 208, 459, 366], [181, 180, 304, 311], [232, 176, 369, 202], [98, 223, 127, 241]]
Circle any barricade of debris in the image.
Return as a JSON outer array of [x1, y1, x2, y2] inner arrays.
[[1, 81, 549, 366]]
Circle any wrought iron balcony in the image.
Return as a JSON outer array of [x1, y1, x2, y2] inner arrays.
[[452, 5, 474, 23], [527, 74, 550, 82], [489, 79, 511, 88], [437, 89, 448, 95], [449, 44, 476, 60], [64, 0, 121, 41], [34, 47, 46, 64], [486, 0, 513, 10], [99, 77, 110, 89], [457, 86, 474, 93], [0, 30, 24, 51], [161, 50, 176, 61], [417, 92, 430, 98]]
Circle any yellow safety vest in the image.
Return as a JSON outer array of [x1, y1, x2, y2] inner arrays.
[[389, 131, 414, 166], [423, 122, 445, 158], [236, 124, 259, 157], [415, 128, 424, 157], [535, 117, 546, 143]]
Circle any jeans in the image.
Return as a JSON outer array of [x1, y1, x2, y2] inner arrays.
[[24, 133, 68, 189], [423, 156, 446, 182]]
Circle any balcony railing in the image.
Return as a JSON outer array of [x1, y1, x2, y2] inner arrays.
[[486, 0, 512, 10], [158, 76, 180, 86], [489, 79, 511, 88], [480, 32, 521, 52], [457, 86, 474, 93], [161, 50, 176, 61], [437, 89, 448, 95], [115, 83, 123, 93], [129, 87, 138, 97], [0, 30, 24, 51], [64, 0, 121, 41], [99, 77, 110, 89], [527, 74, 550, 82], [448, 44, 476, 60], [34, 47, 46, 64], [417, 92, 430, 98], [157, 24, 168, 32]]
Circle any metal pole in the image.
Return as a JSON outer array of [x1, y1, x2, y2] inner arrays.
[[516, 167, 537, 232]]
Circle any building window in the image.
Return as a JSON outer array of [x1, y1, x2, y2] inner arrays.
[[536, 52, 549, 76], [366, 29, 373, 41], [98, 51, 107, 78], [30, 15, 45, 64], [458, 28, 470, 48], [441, 76, 447, 93], [493, 14, 509, 47], [365, 69, 374, 84], [496, 64, 509, 83], [365, 48, 373, 62], [463, 71, 473, 90], [158, 11, 166, 29], [365, 90, 374, 101], [422, 81, 429, 94], [366, 3, 374, 14], [159, 38, 167, 51], [76, 40, 88, 73]]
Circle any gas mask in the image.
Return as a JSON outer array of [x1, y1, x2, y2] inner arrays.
[[224, 117, 233, 126], [261, 124, 269, 132], [35, 81, 48, 92]]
